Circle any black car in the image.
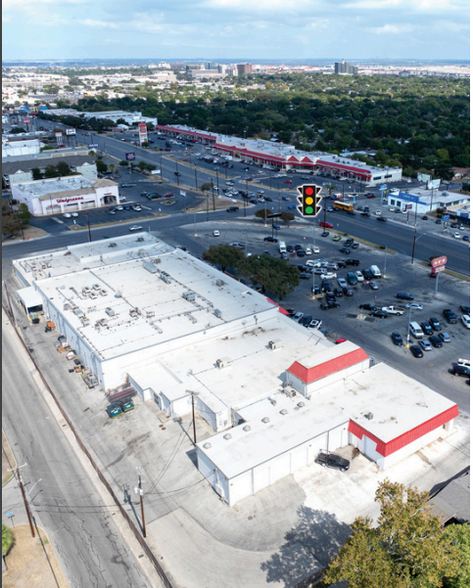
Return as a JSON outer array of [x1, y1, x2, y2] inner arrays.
[[294, 244, 303, 250], [315, 451, 350, 471], [391, 332, 403, 346], [312, 285, 321, 295], [351, 242, 359, 249], [264, 196, 273, 202], [360, 304, 377, 311], [396, 291, 415, 301], [345, 239, 354, 246], [336, 260, 347, 268], [285, 308, 296, 317], [339, 247, 351, 254], [443, 309, 458, 324], [321, 231, 330, 237], [296, 250, 306, 257], [420, 322, 434, 336], [429, 317, 442, 331], [343, 287, 354, 297], [346, 259, 360, 266], [297, 264, 309, 272], [361, 211, 371, 217], [460, 305, 470, 315], [300, 273, 311, 279], [326, 291, 336, 302], [429, 335, 443, 348], [377, 216, 388, 222], [227, 206, 239, 212], [287, 245, 295, 252], [264, 236, 278, 242], [333, 287, 344, 298], [299, 314, 313, 327], [320, 301, 340, 310], [451, 364, 470, 377], [370, 310, 389, 318], [410, 345, 424, 358], [346, 210, 356, 216], [321, 280, 331, 292], [362, 269, 373, 279]]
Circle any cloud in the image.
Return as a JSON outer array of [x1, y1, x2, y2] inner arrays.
[[203, 0, 312, 9], [343, 0, 467, 11], [78, 19, 119, 29], [371, 23, 416, 34]]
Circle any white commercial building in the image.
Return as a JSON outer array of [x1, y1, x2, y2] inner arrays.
[[2, 138, 42, 159], [46, 109, 157, 127], [156, 124, 402, 186], [11, 175, 118, 216], [13, 234, 458, 506]]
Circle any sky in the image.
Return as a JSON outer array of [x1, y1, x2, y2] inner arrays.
[[2, 0, 470, 62]]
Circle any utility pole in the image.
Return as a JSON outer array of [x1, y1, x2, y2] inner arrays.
[[86, 211, 92, 242], [175, 161, 180, 186], [135, 472, 146, 538], [194, 165, 198, 191], [9, 465, 35, 537], [191, 392, 198, 445]]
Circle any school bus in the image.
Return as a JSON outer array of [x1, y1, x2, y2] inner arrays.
[[332, 201, 354, 211]]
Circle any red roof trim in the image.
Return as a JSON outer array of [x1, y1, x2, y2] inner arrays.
[[287, 347, 369, 384], [266, 297, 289, 315], [348, 404, 459, 457], [317, 160, 372, 176]]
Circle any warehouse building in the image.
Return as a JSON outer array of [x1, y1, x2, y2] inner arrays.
[[13, 234, 458, 506], [11, 175, 118, 216], [156, 124, 402, 185]]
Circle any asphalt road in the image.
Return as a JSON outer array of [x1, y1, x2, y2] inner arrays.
[[2, 320, 154, 588]]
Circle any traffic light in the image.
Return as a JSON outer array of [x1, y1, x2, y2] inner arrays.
[[297, 184, 322, 218]]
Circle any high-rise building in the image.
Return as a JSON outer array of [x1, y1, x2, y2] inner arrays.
[[237, 63, 252, 76], [334, 60, 358, 75]]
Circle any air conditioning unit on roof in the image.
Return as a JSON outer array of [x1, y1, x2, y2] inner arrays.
[[269, 339, 283, 350], [216, 357, 231, 369]]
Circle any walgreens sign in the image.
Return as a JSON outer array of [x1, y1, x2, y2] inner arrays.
[[56, 196, 85, 203]]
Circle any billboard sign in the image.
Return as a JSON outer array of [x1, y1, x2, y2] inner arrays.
[[378, 184, 388, 191], [427, 179, 441, 190], [180, 190, 186, 197], [138, 122, 148, 146], [405, 204, 412, 210], [430, 256, 447, 268], [417, 173, 431, 182], [442, 215, 450, 222], [66, 128, 76, 135], [126, 152, 135, 161], [23, 118, 31, 124], [88, 143, 99, 148]]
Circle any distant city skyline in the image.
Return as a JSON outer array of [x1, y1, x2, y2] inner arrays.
[[2, 0, 469, 61]]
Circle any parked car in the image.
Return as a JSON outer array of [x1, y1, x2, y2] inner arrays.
[[311, 285, 321, 295], [299, 314, 313, 327], [410, 345, 424, 358], [315, 451, 350, 471], [346, 259, 360, 266], [377, 216, 388, 222], [405, 303, 423, 310], [227, 206, 239, 212], [343, 287, 354, 297], [370, 310, 389, 318], [420, 322, 434, 336], [333, 235, 342, 242], [355, 271, 364, 282], [63, 213, 72, 219], [338, 278, 348, 288], [360, 304, 377, 311], [312, 246, 320, 254], [419, 339, 432, 351], [459, 305, 470, 315], [333, 287, 344, 298], [461, 315, 470, 329], [319, 222, 333, 228], [397, 292, 415, 301], [321, 231, 330, 237], [351, 242, 359, 249], [264, 236, 278, 242], [429, 317, 442, 331], [320, 301, 340, 310], [293, 312, 304, 322], [339, 247, 351, 254], [451, 364, 470, 377], [322, 272, 337, 280], [438, 332, 451, 343], [129, 225, 143, 232], [369, 281, 379, 290], [429, 335, 443, 348], [391, 332, 403, 346], [362, 269, 373, 279], [442, 309, 458, 324]]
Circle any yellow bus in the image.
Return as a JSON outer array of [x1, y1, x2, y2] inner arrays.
[[333, 201, 354, 211]]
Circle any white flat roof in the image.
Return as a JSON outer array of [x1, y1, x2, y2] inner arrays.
[[198, 363, 456, 480], [14, 175, 92, 197]]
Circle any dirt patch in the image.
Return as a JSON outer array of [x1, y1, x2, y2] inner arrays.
[[2, 525, 69, 588], [2, 430, 16, 486]]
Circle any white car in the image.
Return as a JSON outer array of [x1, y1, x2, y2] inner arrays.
[[453, 232, 461, 239], [305, 247, 312, 255], [355, 271, 364, 282], [115, 206, 123, 211], [461, 315, 470, 329], [321, 272, 337, 280], [63, 213, 72, 219], [129, 225, 143, 232], [326, 263, 339, 270], [306, 260, 318, 267], [71, 212, 79, 217], [375, 209, 381, 216], [133, 206, 142, 212], [312, 246, 320, 254], [404, 303, 423, 310]]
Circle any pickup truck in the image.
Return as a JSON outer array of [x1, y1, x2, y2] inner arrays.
[[457, 358, 470, 368], [381, 306, 405, 316]]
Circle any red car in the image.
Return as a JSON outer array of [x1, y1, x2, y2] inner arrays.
[[163, 192, 173, 197], [366, 193, 376, 198], [319, 222, 333, 228], [335, 338, 347, 344], [284, 180, 293, 184], [182, 158, 188, 161]]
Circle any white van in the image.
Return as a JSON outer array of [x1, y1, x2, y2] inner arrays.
[[279, 241, 287, 254], [409, 321, 423, 339], [213, 230, 220, 237], [370, 265, 382, 278]]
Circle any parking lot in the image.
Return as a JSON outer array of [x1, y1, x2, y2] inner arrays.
[[167, 219, 470, 413]]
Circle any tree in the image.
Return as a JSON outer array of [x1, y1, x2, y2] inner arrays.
[[255, 208, 269, 221], [280, 211, 295, 226], [96, 159, 108, 173], [202, 244, 245, 273], [119, 160, 128, 167], [18, 203, 31, 226], [44, 164, 58, 178], [56, 161, 73, 176], [31, 167, 43, 180], [442, 524, 470, 588], [324, 480, 461, 588], [237, 254, 300, 299], [2, 523, 14, 558], [200, 182, 213, 192]]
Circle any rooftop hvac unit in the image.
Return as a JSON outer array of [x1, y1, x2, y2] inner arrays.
[[108, 242, 117, 248], [297, 402, 305, 408], [137, 249, 147, 257], [203, 442, 212, 449], [182, 291, 195, 302], [223, 433, 232, 440], [81, 316, 90, 326], [216, 279, 226, 287], [284, 388, 296, 398], [216, 357, 231, 369], [143, 261, 158, 274], [269, 339, 283, 350], [243, 425, 251, 432], [280, 409, 288, 416], [100, 289, 107, 296], [105, 307, 115, 317], [214, 308, 222, 318], [129, 309, 138, 318], [262, 417, 270, 423], [365, 412, 374, 420], [92, 283, 101, 291], [137, 237, 144, 242]]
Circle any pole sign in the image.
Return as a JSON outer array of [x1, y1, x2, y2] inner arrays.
[[442, 214, 450, 222], [430, 256, 447, 268], [66, 128, 76, 135], [427, 179, 441, 190], [180, 190, 186, 197], [417, 173, 431, 183], [23, 118, 31, 124], [378, 184, 388, 191], [88, 143, 99, 148], [138, 122, 148, 146], [126, 152, 135, 161], [296, 184, 322, 218]]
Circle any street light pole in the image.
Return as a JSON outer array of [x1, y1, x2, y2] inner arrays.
[[410, 202, 419, 264]]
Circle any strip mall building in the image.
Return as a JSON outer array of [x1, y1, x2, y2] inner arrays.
[[13, 234, 457, 506], [156, 124, 402, 186]]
